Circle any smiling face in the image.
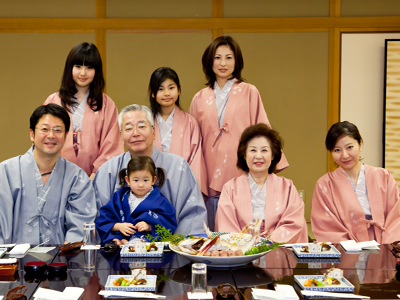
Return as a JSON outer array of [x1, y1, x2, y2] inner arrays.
[[30, 114, 66, 159], [125, 170, 156, 198], [245, 136, 273, 176], [121, 110, 155, 157], [72, 64, 95, 89], [155, 78, 180, 109], [331, 135, 362, 172], [212, 45, 235, 85]]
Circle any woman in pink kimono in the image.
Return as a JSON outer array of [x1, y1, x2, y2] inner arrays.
[[215, 124, 308, 243], [45, 42, 124, 179], [311, 121, 400, 243], [148, 67, 207, 195], [189, 36, 289, 229]]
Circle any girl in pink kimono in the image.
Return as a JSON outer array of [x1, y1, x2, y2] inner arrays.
[[148, 67, 207, 195], [189, 36, 289, 229], [215, 124, 308, 243], [45, 42, 124, 179], [311, 121, 400, 243]]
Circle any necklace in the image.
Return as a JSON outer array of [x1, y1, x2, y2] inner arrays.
[[41, 171, 52, 176]]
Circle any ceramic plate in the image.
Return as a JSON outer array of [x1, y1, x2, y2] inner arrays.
[[294, 275, 354, 292], [169, 243, 271, 267], [105, 275, 156, 291], [120, 244, 163, 257], [292, 245, 341, 258]]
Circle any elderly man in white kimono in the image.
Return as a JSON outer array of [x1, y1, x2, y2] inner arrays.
[[0, 104, 96, 245], [93, 104, 207, 237]]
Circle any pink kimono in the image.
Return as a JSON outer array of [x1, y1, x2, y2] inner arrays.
[[189, 81, 289, 196], [154, 106, 208, 195], [311, 164, 400, 244], [215, 173, 308, 243], [44, 93, 124, 176]]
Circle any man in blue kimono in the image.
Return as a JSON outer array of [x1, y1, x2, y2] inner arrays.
[[93, 104, 207, 236], [0, 104, 97, 245]]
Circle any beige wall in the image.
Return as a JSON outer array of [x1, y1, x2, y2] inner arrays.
[[1, 0, 400, 224]]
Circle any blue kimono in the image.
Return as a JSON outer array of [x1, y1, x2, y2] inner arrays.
[[96, 186, 177, 243]]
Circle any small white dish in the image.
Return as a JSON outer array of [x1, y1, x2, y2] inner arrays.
[[294, 275, 354, 292], [105, 275, 156, 292]]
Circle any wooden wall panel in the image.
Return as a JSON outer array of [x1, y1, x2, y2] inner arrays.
[[0, 33, 96, 161], [106, 33, 211, 111], [341, 0, 400, 17], [106, 0, 212, 18], [0, 0, 95, 18], [224, 0, 330, 18]]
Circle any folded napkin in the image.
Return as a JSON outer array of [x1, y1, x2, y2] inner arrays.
[[252, 286, 298, 300], [301, 290, 370, 299], [340, 240, 379, 252], [9, 243, 30, 256], [0, 258, 17, 264], [81, 245, 100, 250], [33, 287, 84, 300], [99, 291, 166, 299]]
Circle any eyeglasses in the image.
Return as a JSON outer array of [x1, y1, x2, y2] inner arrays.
[[36, 127, 65, 135], [123, 123, 151, 133]]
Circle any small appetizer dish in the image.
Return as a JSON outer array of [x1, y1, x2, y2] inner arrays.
[[293, 243, 341, 258], [48, 262, 67, 274], [120, 243, 163, 257], [24, 261, 47, 274], [295, 275, 354, 292], [0, 258, 19, 276], [105, 275, 156, 291]]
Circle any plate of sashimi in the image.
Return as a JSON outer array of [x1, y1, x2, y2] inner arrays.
[[169, 220, 275, 267]]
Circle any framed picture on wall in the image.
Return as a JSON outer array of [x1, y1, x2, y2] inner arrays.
[[383, 39, 400, 187]]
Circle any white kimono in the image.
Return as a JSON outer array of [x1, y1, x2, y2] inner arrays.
[[93, 147, 207, 234], [0, 147, 97, 244]]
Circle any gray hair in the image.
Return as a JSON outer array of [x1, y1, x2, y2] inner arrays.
[[118, 104, 154, 131]]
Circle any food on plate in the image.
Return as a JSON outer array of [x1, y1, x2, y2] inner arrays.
[[58, 241, 84, 252], [112, 277, 147, 286], [301, 246, 309, 253], [304, 278, 325, 287], [321, 242, 331, 251], [128, 243, 159, 253]]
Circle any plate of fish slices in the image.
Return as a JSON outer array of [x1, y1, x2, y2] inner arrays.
[[169, 230, 271, 268]]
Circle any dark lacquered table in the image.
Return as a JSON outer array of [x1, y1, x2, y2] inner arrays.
[[1, 244, 399, 299]]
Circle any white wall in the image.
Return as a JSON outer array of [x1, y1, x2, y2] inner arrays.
[[341, 33, 400, 167]]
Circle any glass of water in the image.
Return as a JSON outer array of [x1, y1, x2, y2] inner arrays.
[[83, 222, 96, 246], [191, 263, 207, 294], [84, 249, 96, 271]]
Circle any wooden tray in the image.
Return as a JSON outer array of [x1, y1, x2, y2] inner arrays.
[[0, 260, 19, 276]]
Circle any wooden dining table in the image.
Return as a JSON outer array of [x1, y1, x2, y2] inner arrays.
[[0, 243, 399, 299]]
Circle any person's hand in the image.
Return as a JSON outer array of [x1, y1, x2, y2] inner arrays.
[[112, 238, 129, 246], [135, 221, 151, 232], [112, 222, 136, 236], [64, 241, 70, 244]]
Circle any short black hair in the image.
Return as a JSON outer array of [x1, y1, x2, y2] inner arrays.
[[202, 36, 244, 88], [325, 121, 362, 152], [236, 123, 282, 174], [30, 104, 70, 132]]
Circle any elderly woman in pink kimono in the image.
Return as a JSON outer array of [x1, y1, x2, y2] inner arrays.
[[215, 124, 308, 243], [45, 42, 123, 179], [189, 36, 289, 230], [311, 121, 400, 243]]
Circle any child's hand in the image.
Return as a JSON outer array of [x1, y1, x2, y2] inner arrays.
[[135, 221, 151, 232], [112, 238, 129, 246], [112, 222, 136, 236]]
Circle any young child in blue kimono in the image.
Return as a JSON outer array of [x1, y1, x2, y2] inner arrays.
[[96, 156, 177, 245]]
